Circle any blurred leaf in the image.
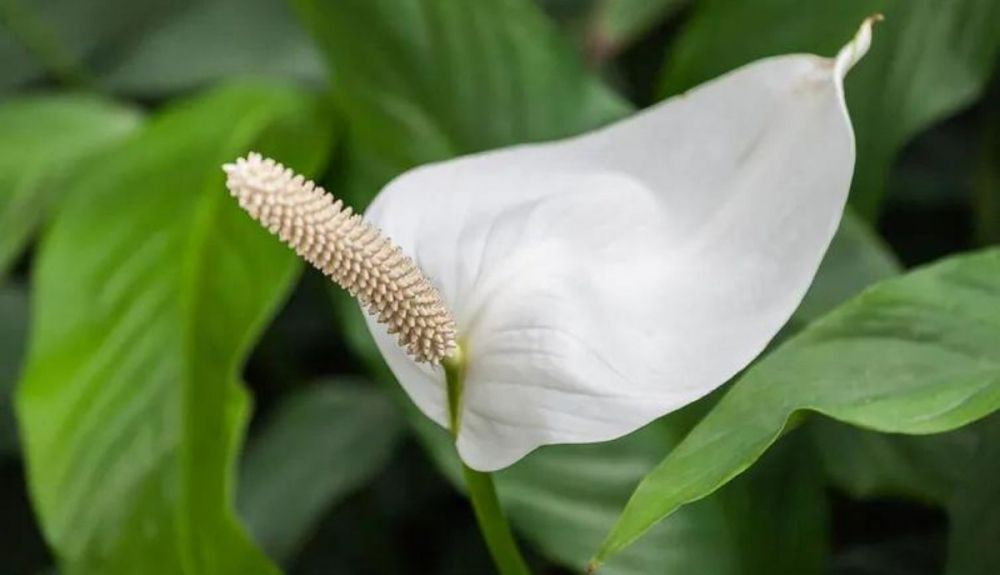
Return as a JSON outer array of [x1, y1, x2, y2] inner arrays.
[[811, 419, 978, 505], [0, 0, 324, 96], [0, 0, 196, 89], [100, 0, 326, 96], [595, 247, 1000, 567], [585, 0, 689, 61], [0, 94, 141, 279], [829, 536, 942, 575], [293, 0, 629, 189], [16, 82, 335, 574], [885, 118, 977, 212], [719, 433, 828, 575], [793, 209, 902, 328], [945, 415, 1000, 575], [658, 0, 1000, 218], [0, 284, 27, 456], [0, 7, 43, 92], [238, 381, 403, 565], [814, 413, 1000, 575]]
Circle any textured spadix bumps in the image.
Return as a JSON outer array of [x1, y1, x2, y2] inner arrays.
[[223, 153, 456, 363]]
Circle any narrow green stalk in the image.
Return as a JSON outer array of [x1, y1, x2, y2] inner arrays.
[[443, 351, 531, 575], [461, 466, 531, 575]]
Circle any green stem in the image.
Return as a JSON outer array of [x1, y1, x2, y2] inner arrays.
[[444, 352, 531, 575], [462, 466, 531, 575]]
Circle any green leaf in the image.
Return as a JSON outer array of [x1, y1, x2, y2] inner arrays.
[[594, 248, 1000, 568], [0, 94, 141, 278], [0, 284, 28, 456], [238, 381, 403, 564], [16, 82, 335, 574], [99, 0, 326, 96], [658, 0, 1000, 218], [292, 0, 629, 184]]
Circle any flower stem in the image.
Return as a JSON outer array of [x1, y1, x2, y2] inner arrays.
[[461, 465, 531, 575], [443, 352, 531, 575]]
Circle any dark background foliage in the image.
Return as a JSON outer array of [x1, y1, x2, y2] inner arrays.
[[0, 0, 997, 574]]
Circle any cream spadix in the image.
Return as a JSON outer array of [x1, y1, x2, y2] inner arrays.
[[223, 153, 457, 364]]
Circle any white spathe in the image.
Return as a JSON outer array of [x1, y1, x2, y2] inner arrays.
[[363, 19, 878, 471]]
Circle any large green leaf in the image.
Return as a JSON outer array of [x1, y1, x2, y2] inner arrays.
[[658, 0, 1000, 218], [292, 0, 629, 182], [16, 82, 335, 574], [238, 381, 403, 564], [594, 248, 1000, 568], [0, 284, 27, 456], [0, 94, 141, 279]]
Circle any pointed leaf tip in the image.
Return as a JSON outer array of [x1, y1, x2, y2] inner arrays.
[[834, 14, 883, 79]]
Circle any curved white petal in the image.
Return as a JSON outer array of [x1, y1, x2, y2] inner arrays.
[[364, 21, 874, 471]]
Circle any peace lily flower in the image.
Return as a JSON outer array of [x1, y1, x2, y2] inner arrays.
[[225, 18, 878, 474]]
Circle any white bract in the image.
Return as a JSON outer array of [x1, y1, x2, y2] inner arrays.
[[361, 20, 877, 471]]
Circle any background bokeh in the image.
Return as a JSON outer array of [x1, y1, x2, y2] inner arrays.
[[0, 1, 998, 574]]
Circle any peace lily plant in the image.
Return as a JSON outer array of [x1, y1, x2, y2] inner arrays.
[[224, 17, 879, 575]]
